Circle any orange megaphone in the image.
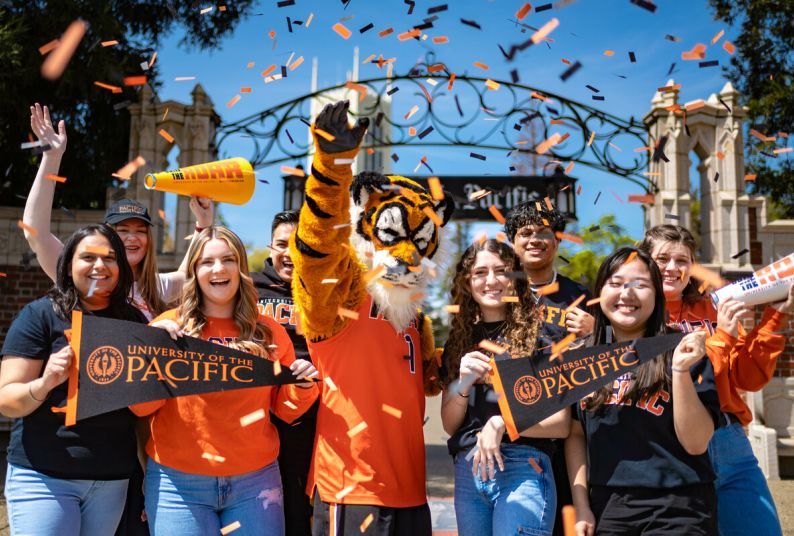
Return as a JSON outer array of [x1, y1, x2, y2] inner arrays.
[[144, 158, 255, 205]]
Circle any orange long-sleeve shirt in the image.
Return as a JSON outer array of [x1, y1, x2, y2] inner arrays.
[[667, 298, 787, 425], [130, 309, 318, 476]]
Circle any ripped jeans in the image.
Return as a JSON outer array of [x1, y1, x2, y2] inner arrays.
[[144, 459, 284, 536]]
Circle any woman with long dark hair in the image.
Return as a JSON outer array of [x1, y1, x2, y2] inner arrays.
[[565, 247, 720, 536], [639, 225, 792, 536], [440, 239, 570, 535], [0, 224, 146, 535]]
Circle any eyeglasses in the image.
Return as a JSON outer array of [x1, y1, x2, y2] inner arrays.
[[516, 228, 556, 241]]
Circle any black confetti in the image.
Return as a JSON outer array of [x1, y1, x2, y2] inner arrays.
[[59, 206, 76, 220], [376, 112, 384, 127], [470, 152, 486, 161], [588, 225, 600, 232], [460, 18, 482, 30], [391, 153, 399, 162], [664, 213, 680, 220], [558, 256, 570, 265], [428, 4, 448, 14], [594, 191, 602, 204], [404, 0, 415, 14], [560, 61, 582, 82], [718, 97, 732, 114], [666, 62, 677, 76], [359, 22, 374, 33], [536, 3, 553, 12], [418, 126, 434, 139], [713, 172, 720, 182], [630, 0, 657, 12], [510, 69, 520, 83], [629, 51, 636, 62], [277, 0, 295, 6], [731, 248, 750, 259], [652, 135, 669, 163], [454, 94, 463, 117], [664, 34, 681, 42], [585, 84, 600, 93], [387, 86, 400, 95], [281, 65, 287, 77], [285, 129, 294, 144], [699, 60, 719, 68], [287, 16, 293, 32], [592, 95, 605, 101], [113, 100, 132, 111]]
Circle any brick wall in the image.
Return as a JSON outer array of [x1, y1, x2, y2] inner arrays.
[[0, 265, 52, 340], [770, 309, 794, 378]]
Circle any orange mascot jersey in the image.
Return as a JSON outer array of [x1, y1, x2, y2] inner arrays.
[[130, 309, 317, 476], [308, 296, 427, 507]]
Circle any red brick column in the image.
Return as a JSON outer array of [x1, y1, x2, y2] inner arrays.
[[0, 265, 52, 339]]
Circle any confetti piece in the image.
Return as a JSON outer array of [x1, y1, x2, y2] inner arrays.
[[479, 339, 509, 354], [603, 50, 615, 56], [306, 13, 314, 27], [485, 79, 500, 91], [290, 56, 305, 71], [427, 177, 444, 200], [536, 282, 560, 296], [17, 220, 37, 237], [113, 156, 146, 180], [45, 174, 67, 183], [324, 377, 339, 393], [489, 205, 506, 224], [556, 232, 583, 244], [100, 40, 118, 47], [201, 452, 226, 462], [711, 29, 725, 45], [446, 305, 461, 314], [314, 128, 336, 142], [562, 505, 576, 536], [39, 39, 61, 55], [773, 147, 792, 154], [516, 3, 532, 19], [470, 152, 487, 161], [158, 129, 175, 144], [280, 166, 305, 177], [378, 27, 394, 38], [722, 41, 735, 55], [345, 81, 368, 101], [360, 512, 374, 532], [41, 20, 87, 80], [529, 457, 543, 473], [398, 28, 422, 41], [501, 296, 519, 303], [220, 521, 241, 535], [628, 194, 655, 204], [707, 339, 727, 348], [560, 61, 582, 81], [200, 6, 213, 14], [284, 400, 298, 410], [347, 421, 368, 438], [382, 404, 403, 418], [433, 36, 449, 44], [551, 333, 576, 359], [239, 409, 266, 427], [94, 81, 122, 93], [174, 76, 196, 81], [473, 61, 489, 70], [587, 131, 596, 146], [336, 485, 356, 501], [261, 65, 277, 77], [586, 297, 601, 306], [123, 75, 147, 86], [338, 307, 360, 320], [531, 18, 559, 45], [689, 264, 726, 289], [422, 206, 443, 226]]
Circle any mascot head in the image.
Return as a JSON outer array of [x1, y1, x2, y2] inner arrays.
[[350, 171, 454, 331]]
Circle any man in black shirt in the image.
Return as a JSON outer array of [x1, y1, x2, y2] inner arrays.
[[252, 210, 316, 536], [505, 201, 594, 536]]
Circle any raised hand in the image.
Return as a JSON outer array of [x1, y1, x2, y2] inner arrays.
[[30, 103, 67, 157], [190, 196, 214, 229], [716, 297, 752, 338], [771, 283, 794, 315], [313, 100, 369, 154], [672, 330, 707, 372]]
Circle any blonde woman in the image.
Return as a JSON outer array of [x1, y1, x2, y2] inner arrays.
[[131, 227, 319, 536], [23, 103, 214, 320]]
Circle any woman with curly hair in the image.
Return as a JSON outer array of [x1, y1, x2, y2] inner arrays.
[[131, 227, 319, 535], [440, 238, 571, 535]]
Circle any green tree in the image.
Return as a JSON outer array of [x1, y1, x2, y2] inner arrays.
[[248, 247, 270, 274], [558, 214, 637, 291], [709, 0, 794, 217], [0, 1, 254, 209]]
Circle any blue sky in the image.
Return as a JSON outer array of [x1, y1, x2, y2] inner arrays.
[[152, 0, 740, 250]]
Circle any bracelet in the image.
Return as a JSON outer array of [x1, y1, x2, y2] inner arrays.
[[671, 366, 690, 373], [28, 382, 46, 402], [458, 391, 470, 398]]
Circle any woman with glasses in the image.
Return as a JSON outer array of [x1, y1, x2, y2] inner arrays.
[[440, 238, 570, 535]]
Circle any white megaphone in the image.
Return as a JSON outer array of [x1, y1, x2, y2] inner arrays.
[[711, 252, 794, 307]]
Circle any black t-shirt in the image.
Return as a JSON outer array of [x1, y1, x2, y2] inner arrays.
[[531, 273, 591, 348], [576, 356, 720, 488], [441, 321, 556, 458], [1, 297, 145, 480]]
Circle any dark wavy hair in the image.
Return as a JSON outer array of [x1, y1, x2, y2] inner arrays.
[[585, 247, 675, 410], [271, 209, 299, 237], [637, 224, 703, 305], [442, 239, 541, 388], [504, 200, 566, 242], [47, 224, 134, 320]]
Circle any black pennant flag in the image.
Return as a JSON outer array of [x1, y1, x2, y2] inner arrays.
[[60, 311, 303, 425], [491, 333, 684, 440]]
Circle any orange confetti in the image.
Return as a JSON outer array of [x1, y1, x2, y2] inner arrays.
[[544, 196, 554, 210], [314, 128, 336, 142], [240, 87, 252, 93], [711, 29, 725, 45], [227, 95, 241, 108], [586, 297, 601, 306], [564, 294, 586, 313], [628, 194, 655, 204], [123, 75, 147, 86], [744, 174, 756, 182], [345, 81, 368, 101], [489, 205, 506, 225], [422, 206, 443, 226], [220, 521, 241, 535], [773, 147, 793, 154], [158, 129, 175, 144], [562, 505, 576, 536], [447, 73, 456, 90], [93, 81, 122, 93], [722, 40, 735, 55], [536, 282, 560, 296], [398, 29, 421, 41], [261, 65, 277, 77], [17, 220, 37, 237], [347, 421, 368, 438], [485, 79, 500, 91], [689, 263, 727, 289], [556, 232, 583, 244], [551, 333, 576, 358], [446, 305, 461, 314], [240, 409, 266, 427], [473, 61, 489, 70], [113, 156, 146, 180], [41, 20, 87, 80], [45, 174, 66, 183], [427, 177, 444, 200], [479, 339, 510, 354], [268, 30, 276, 39], [363, 265, 387, 285], [432, 36, 449, 44], [707, 339, 727, 348], [333, 23, 352, 40], [85, 245, 110, 256], [158, 209, 166, 220], [382, 404, 403, 419], [516, 3, 532, 20], [148, 51, 157, 68], [410, 292, 426, 302], [324, 377, 338, 392], [536, 133, 562, 155], [408, 126, 417, 136], [603, 50, 615, 56], [39, 39, 60, 55], [335, 485, 356, 501], [280, 166, 305, 177], [360, 512, 375, 532], [501, 296, 519, 303], [290, 56, 304, 71], [378, 27, 394, 38], [338, 307, 359, 320], [100, 40, 119, 48], [529, 457, 543, 473], [530, 18, 559, 45]]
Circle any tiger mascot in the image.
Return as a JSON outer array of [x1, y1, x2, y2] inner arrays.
[[290, 100, 453, 534]]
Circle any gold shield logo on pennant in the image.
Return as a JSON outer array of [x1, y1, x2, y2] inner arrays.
[[513, 375, 542, 406], [85, 346, 125, 385]]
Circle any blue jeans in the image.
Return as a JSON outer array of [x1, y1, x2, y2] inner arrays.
[[708, 422, 782, 536], [454, 444, 555, 536], [4, 463, 128, 536], [144, 459, 285, 536]]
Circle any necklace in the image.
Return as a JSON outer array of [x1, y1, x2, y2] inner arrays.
[[481, 320, 506, 339], [530, 270, 557, 290]]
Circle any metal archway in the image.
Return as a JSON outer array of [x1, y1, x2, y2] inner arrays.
[[216, 59, 656, 192]]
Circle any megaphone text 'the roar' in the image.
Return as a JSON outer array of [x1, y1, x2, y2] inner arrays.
[[144, 158, 255, 205]]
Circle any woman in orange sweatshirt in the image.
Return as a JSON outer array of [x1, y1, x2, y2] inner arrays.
[[132, 226, 319, 536], [640, 225, 793, 536]]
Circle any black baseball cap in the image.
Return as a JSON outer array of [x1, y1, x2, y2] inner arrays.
[[104, 199, 152, 226]]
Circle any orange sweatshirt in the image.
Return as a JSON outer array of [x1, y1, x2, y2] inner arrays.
[[130, 309, 318, 476], [666, 298, 787, 425]]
